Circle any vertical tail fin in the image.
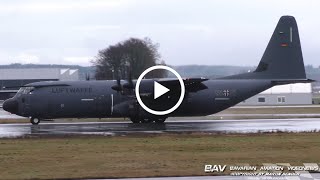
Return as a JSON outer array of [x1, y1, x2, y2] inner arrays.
[[254, 15, 306, 79], [223, 16, 307, 80]]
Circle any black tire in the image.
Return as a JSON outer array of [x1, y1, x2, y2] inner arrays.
[[30, 117, 40, 125]]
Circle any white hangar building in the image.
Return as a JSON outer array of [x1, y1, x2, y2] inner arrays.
[[239, 83, 312, 105]]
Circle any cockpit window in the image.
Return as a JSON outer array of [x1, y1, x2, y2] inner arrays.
[[16, 87, 34, 95], [17, 87, 25, 94], [23, 87, 34, 94], [14, 87, 25, 98]]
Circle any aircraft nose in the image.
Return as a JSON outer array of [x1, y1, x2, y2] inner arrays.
[[3, 98, 18, 114]]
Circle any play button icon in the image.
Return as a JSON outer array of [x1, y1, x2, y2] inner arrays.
[[135, 65, 185, 116], [154, 81, 170, 99]]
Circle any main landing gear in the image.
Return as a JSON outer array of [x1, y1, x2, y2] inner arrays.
[[130, 117, 167, 124], [30, 117, 41, 125]]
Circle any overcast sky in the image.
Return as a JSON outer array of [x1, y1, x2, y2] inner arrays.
[[0, 0, 319, 67]]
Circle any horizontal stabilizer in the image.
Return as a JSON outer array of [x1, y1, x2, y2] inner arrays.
[[271, 79, 315, 85]]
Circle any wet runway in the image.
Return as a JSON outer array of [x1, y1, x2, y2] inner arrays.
[[1, 118, 320, 138], [0, 108, 24, 119]]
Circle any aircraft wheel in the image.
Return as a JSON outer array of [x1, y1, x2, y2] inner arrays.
[[30, 117, 41, 125], [155, 118, 166, 123]]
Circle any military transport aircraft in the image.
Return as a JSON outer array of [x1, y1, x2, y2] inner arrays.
[[3, 16, 313, 125]]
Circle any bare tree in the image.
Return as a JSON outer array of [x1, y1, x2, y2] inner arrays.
[[92, 37, 167, 80]]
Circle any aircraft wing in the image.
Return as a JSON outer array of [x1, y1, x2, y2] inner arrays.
[[157, 77, 208, 92], [127, 77, 208, 99]]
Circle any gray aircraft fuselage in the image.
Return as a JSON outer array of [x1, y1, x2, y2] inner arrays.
[[7, 79, 271, 119]]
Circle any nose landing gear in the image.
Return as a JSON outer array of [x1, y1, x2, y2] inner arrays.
[[30, 117, 41, 125]]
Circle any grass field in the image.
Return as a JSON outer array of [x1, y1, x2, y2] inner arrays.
[[0, 132, 320, 179]]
